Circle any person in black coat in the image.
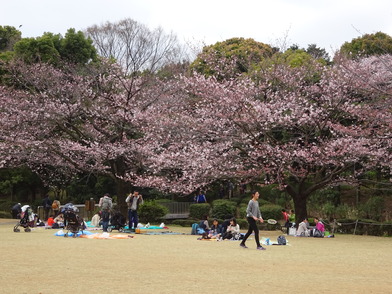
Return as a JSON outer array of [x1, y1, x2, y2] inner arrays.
[[42, 195, 52, 221], [11, 203, 22, 219]]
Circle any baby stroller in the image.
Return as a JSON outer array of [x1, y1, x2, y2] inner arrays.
[[62, 203, 86, 238], [108, 211, 126, 232], [13, 205, 36, 232]]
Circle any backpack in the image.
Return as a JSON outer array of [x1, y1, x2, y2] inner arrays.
[[277, 235, 287, 245], [102, 197, 112, 210], [191, 223, 199, 235]]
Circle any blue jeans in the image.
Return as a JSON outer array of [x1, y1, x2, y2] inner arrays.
[[102, 220, 109, 232], [128, 209, 139, 229]]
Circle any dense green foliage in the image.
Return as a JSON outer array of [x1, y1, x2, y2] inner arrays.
[[190, 37, 274, 78], [13, 28, 97, 65], [189, 203, 211, 220], [339, 32, 392, 58], [260, 204, 283, 220], [336, 219, 392, 236], [0, 25, 21, 52], [138, 200, 169, 223], [211, 199, 236, 219], [0, 167, 46, 203]]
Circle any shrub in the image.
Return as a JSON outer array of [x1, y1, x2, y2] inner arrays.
[[240, 197, 251, 205], [238, 204, 247, 219], [155, 199, 173, 204], [334, 218, 392, 236], [170, 219, 197, 227], [322, 202, 335, 220], [0, 200, 15, 212], [360, 196, 385, 221], [211, 200, 236, 219], [0, 211, 12, 218], [260, 204, 283, 220], [236, 218, 248, 230], [229, 197, 242, 205], [335, 219, 356, 234], [381, 221, 392, 236], [138, 201, 169, 223], [189, 203, 211, 220]]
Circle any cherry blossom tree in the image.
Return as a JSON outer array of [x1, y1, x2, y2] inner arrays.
[[0, 59, 162, 212], [136, 55, 392, 223], [1, 54, 391, 223]]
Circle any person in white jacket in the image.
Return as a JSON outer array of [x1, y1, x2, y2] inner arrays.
[[221, 218, 240, 240], [125, 191, 144, 231], [296, 218, 311, 237]]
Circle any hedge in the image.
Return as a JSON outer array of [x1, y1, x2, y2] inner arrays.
[[0, 211, 12, 218], [335, 219, 392, 236], [211, 200, 236, 219], [260, 204, 283, 220], [138, 201, 169, 223], [189, 203, 211, 220]]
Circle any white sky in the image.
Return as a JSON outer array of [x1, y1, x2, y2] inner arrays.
[[1, 0, 392, 57]]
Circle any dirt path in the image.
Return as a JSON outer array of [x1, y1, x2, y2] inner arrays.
[[0, 221, 391, 294]]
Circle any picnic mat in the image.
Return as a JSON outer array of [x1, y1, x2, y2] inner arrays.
[[80, 233, 134, 239], [54, 230, 133, 239]]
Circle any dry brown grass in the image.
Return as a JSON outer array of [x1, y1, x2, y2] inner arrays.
[[0, 218, 391, 294]]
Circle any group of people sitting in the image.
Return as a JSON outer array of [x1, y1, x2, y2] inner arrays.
[[296, 217, 326, 237], [282, 209, 329, 238], [46, 203, 84, 229], [198, 217, 242, 241], [47, 213, 65, 228]]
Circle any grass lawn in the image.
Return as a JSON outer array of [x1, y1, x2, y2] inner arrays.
[[0, 218, 391, 294]]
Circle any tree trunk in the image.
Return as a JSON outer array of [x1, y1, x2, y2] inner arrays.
[[115, 178, 131, 216], [285, 185, 309, 227], [292, 194, 308, 227], [110, 157, 131, 216]]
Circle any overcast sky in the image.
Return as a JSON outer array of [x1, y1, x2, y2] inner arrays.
[[1, 0, 392, 57]]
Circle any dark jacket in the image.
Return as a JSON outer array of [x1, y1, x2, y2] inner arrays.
[[43, 197, 52, 209]]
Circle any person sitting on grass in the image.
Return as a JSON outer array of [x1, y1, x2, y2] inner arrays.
[[199, 215, 210, 233], [221, 218, 240, 240], [91, 212, 101, 227], [47, 215, 55, 227], [52, 213, 65, 228], [313, 217, 325, 238], [296, 218, 311, 237], [207, 219, 223, 239]]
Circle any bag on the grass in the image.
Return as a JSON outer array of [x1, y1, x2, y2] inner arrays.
[[277, 235, 287, 245], [191, 223, 199, 235]]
